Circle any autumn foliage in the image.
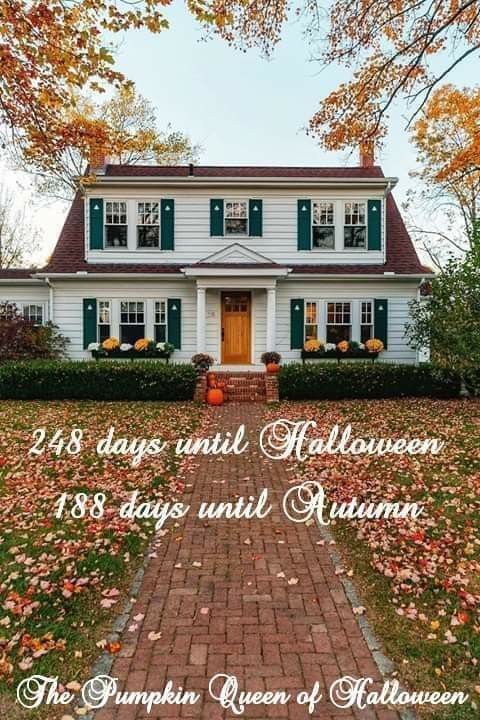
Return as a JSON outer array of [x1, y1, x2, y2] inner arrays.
[[0, 0, 173, 177]]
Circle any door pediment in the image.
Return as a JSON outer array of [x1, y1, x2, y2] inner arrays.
[[198, 243, 275, 265]]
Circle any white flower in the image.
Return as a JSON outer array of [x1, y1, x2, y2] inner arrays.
[[120, 343, 133, 351], [87, 342, 100, 351], [358, 342, 365, 350], [156, 342, 165, 350], [325, 343, 336, 351]]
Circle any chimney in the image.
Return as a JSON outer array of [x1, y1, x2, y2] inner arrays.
[[89, 145, 107, 175], [359, 139, 375, 168]]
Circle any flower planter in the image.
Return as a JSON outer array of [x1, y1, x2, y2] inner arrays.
[[91, 349, 171, 362], [301, 349, 379, 364]]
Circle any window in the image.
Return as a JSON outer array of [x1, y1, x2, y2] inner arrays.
[[137, 202, 159, 248], [225, 201, 248, 235], [98, 301, 111, 342], [344, 202, 366, 248], [326, 302, 351, 343], [154, 300, 167, 343], [105, 201, 128, 248], [305, 301, 318, 340], [120, 301, 145, 344], [361, 301, 373, 343], [312, 202, 335, 249], [23, 304, 44, 325]]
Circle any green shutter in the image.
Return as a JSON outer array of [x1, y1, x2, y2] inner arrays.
[[368, 199, 382, 250], [83, 298, 97, 349], [210, 199, 224, 236], [89, 198, 104, 250], [297, 200, 311, 250], [167, 298, 181, 349], [290, 299, 305, 349], [374, 299, 388, 349], [249, 199, 263, 236], [161, 199, 175, 250]]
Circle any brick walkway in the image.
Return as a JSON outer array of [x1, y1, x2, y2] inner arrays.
[[96, 405, 399, 719]]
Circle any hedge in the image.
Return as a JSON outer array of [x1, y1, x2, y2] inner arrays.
[[0, 361, 197, 401], [278, 362, 462, 400]]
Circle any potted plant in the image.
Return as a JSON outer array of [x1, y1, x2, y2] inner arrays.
[[191, 353, 215, 372], [89, 337, 175, 361], [261, 351, 281, 373]]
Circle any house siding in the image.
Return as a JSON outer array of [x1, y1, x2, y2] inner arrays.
[[0, 285, 49, 317], [85, 187, 385, 266], [276, 280, 418, 364], [1, 277, 418, 364]]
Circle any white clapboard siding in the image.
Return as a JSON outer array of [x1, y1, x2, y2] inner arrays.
[[0, 284, 49, 316], [86, 187, 385, 265], [276, 280, 418, 364], [51, 279, 197, 360]]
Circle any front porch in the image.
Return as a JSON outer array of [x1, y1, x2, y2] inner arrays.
[[182, 244, 290, 365]]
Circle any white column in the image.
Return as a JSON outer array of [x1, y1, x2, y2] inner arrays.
[[196, 286, 207, 353], [266, 287, 276, 351]]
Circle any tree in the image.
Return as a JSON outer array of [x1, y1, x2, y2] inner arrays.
[[406, 242, 480, 394], [405, 85, 480, 268], [189, 0, 480, 152], [11, 86, 200, 202], [0, 183, 41, 268]]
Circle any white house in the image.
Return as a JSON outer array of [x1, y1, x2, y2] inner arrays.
[[0, 157, 432, 367]]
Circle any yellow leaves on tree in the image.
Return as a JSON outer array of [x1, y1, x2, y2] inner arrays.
[[410, 85, 480, 239], [189, 0, 480, 154], [0, 0, 172, 177]]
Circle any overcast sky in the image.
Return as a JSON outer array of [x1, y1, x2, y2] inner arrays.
[[1, 4, 477, 266]]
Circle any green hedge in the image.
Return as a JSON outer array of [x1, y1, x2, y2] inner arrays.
[[0, 361, 197, 401], [278, 362, 461, 400]]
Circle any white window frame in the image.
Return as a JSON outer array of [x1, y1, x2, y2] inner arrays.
[[304, 300, 319, 341], [326, 300, 352, 342], [97, 300, 111, 342], [224, 200, 249, 236], [119, 300, 146, 345], [154, 300, 168, 343], [360, 300, 374, 343], [312, 201, 335, 250], [137, 201, 160, 249], [22, 303, 45, 325], [343, 200, 367, 250], [104, 200, 128, 249]]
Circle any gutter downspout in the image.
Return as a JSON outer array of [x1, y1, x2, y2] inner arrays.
[[45, 277, 54, 323]]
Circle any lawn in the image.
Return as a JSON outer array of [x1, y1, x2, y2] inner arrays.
[[266, 398, 480, 719], [0, 400, 203, 715]]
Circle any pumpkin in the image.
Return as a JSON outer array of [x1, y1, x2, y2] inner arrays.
[[266, 362, 280, 374], [206, 388, 224, 406], [207, 372, 217, 388]]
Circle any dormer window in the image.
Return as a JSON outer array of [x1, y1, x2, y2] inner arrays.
[[105, 201, 128, 248], [344, 202, 366, 248], [225, 201, 248, 235], [137, 202, 160, 248], [312, 202, 335, 249]]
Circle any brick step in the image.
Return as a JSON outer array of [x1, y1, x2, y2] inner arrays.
[[215, 372, 266, 403], [194, 371, 279, 404]]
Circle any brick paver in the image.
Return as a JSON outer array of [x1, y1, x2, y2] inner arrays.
[[96, 405, 399, 719]]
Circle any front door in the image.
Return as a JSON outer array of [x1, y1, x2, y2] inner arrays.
[[221, 292, 251, 364]]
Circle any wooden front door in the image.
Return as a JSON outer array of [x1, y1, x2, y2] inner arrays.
[[221, 292, 251, 364]]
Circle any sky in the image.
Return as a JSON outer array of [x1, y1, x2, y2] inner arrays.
[[1, 3, 478, 266]]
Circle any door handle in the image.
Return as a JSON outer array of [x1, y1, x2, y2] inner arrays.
[[221, 327, 224, 342]]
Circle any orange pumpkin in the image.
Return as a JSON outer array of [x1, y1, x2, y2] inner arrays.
[[207, 372, 217, 388], [266, 362, 280, 374], [207, 388, 224, 406]]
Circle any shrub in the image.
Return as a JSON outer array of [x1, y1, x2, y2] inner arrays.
[[278, 362, 461, 401], [0, 303, 68, 360], [0, 361, 197, 401]]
